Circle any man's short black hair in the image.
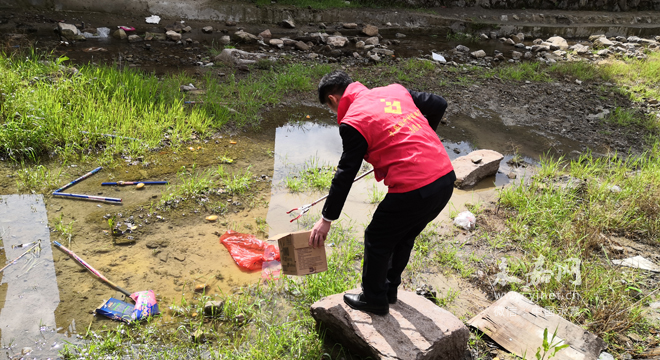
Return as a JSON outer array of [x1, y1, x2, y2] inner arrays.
[[318, 70, 353, 104]]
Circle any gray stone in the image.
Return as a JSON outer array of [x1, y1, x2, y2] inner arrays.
[[182, 26, 192, 33], [362, 24, 378, 36], [598, 352, 615, 360], [547, 36, 569, 50], [395, 33, 406, 38], [219, 35, 231, 45], [202, 26, 213, 34], [533, 38, 543, 45], [58, 23, 80, 39], [234, 30, 258, 43], [511, 51, 522, 60], [128, 35, 142, 43], [532, 45, 550, 52], [455, 44, 470, 52], [627, 36, 642, 43], [310, 290, 469, 360], [471, 50, 486, 58], [204, 300, 225, 316], [589, 34, 606, 41], [166, 30, 181, 41], [597, 49, 610, 56], [342, 22, 358, 29], [364, 36, 379, 46], [214, 48, 268, 67], [453, 150, 504, 189], [294, 41, 310, 51], [480, 33, 489, 40], [258, 29, 271, 39], [524, 51, 533, 59], [355, 41, 365, 49], [327, 36, 348, 47], [373, 48, 394, 56], [281, 19, 295, 28], [570, 43, 590, 54], [113, 29, 127, 40], [369, 53, 381, 62], [511, 33, 523, 43], [505, 38, 515, 45], [269, 38, 284, 47], [514, 43, 525, 48], [225, 20, 237, 26], [594, 37, 614, 47]]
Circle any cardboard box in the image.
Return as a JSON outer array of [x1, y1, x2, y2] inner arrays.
[[272, 230, 327, 276]]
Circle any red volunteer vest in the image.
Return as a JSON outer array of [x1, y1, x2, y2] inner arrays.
[[337, 82, 453, 193]]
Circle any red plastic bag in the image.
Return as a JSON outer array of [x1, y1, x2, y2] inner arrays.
[[219, 230, 280, 271]]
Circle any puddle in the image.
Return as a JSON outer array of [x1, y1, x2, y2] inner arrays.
[[0, 195, 81, 359], [264, 102, 587, 236]]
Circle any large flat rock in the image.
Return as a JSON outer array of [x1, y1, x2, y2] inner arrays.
[[452, 149, 504, 189], [310, 290, 469, 360]]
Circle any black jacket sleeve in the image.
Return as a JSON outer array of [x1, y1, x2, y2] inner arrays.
[[321, 124, 368, 221], [408, 89, 448, 131]]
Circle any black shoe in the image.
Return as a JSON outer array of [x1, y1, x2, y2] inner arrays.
[[343, 293, 389, 315], [387, 293, 397, 304]]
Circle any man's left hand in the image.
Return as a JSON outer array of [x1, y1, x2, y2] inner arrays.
[[309, 217, 332, 248]]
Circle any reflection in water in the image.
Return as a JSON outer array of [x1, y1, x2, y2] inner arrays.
[[0, 195, 78, 359]]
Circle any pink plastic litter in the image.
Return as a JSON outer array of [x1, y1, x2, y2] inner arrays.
[[219, 230, 280, 271]]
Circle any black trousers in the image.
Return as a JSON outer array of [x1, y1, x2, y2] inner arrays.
[[361, 173, 455, 306]]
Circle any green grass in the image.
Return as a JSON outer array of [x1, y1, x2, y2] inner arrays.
[[486, 62, 553, 82], [367, 184, 386, 204], [491, 146, 660, 343], [14, 163, 63, 193], [283, 156, 335, 193], [600, 52, 660, 102], [0, 52, 331, 161], [549, 61, 604, 81], [606, 107, 660, 134]]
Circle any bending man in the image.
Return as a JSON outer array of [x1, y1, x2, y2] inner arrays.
[[309, 70, 455, 315]]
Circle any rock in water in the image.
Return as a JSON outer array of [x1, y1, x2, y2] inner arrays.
[[547, 36, 569, 50], [204, 300, 225, 316], [471, 50, 486, 58], [258, 29, 272, 39], [234, 30, 258, 43], [166, 30, 181, 41], [327, 36, 348, 47], [594, 36, 614, 48], [113, 29, 127, 40], [361, 24, 378, 36], [294, 41, 310, 51], [311, 290, 469, 360], [452, 149, 504, 188], [281, 19, 295, 28], [58, 23, 80, 39]]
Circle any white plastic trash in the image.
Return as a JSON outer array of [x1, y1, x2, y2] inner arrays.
[[97, 27, 110, 38], [453, 211, 476, 230], [146, 15, 161, 24], [432, 52, 446, 63]]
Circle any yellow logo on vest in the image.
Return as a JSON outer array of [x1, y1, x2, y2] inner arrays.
[[380, 99, 402, 114]]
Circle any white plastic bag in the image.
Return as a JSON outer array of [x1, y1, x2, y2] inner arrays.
[[453, 211, 476, 230]]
